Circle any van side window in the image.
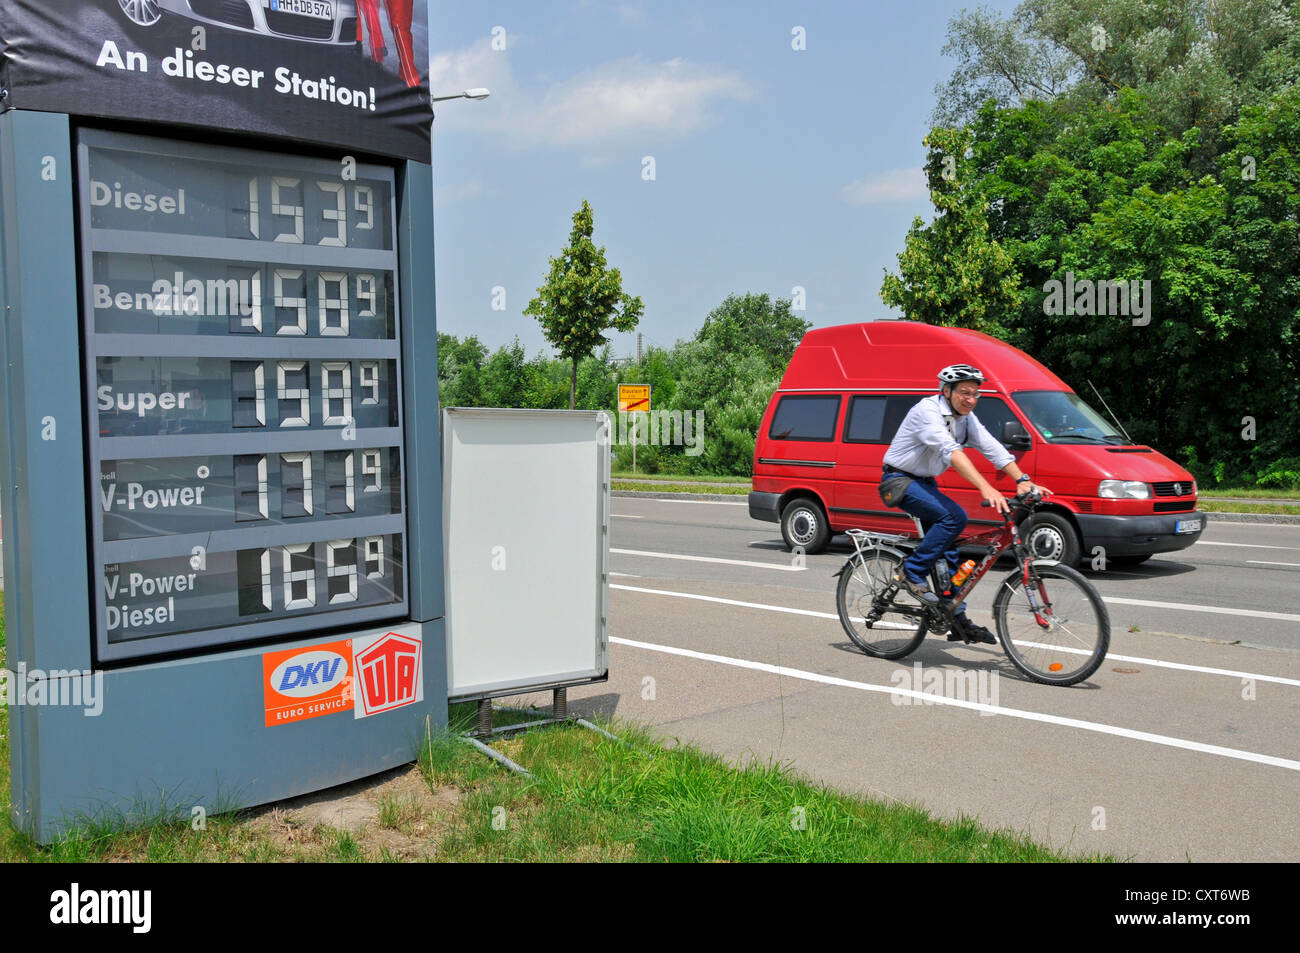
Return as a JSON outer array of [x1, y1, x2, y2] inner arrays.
[[845, 395, 920, 443], [844, 396, 885, 442], [973, 397, 1020, 446], [769, 395, 840, 441]]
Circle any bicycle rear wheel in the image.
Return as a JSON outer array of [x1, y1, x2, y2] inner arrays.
[[836, 549, 927, 659], [992, 560, 1109, 686]]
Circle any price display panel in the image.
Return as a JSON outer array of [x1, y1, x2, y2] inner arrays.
[[77, 130, 409, 662]]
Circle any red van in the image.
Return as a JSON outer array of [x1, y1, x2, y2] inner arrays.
[[749, 321, 1204, 566]]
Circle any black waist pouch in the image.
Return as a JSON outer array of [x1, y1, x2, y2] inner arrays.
[[878, 473, 914, 508]]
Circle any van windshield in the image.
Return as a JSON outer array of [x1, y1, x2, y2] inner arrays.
[[1012, 390, 1127, 444]]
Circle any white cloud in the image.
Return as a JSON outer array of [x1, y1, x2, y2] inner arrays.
[[430, 40, 755, 151], [617, 3, 648, 24], [839, 168, 929, 205], [434, 176, 493, 206]]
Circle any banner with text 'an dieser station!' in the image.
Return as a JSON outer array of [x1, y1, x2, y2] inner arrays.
[[0, 0, 432, 161]]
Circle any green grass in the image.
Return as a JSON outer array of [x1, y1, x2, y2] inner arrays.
[[412, 703, 1102, 862], [1197, 500, 1300, 515], [613, 481, 749, 495], [0, 678, 1108, 862], [1198, 488, 1300, 501]]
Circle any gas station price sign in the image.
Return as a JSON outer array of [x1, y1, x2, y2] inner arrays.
[[77, 130, 409, 662]]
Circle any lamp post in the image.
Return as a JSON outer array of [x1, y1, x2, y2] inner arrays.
[[431, 88, 491, 105]]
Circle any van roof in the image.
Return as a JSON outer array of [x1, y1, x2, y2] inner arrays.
[[780, 321, 1070, 392]]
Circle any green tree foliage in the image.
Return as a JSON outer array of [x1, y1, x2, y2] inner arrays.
[[524, 200, 644, 409]]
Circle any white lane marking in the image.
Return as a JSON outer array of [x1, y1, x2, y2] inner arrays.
[[1246, 560, 1300, 568], [1012, 641, 1300, 687], [613, 584, 836, 618], [609, 636, 1300, 773], [1104, 596, 1300, 623], [610, 572, 641, 578], [612, 514, 645, 519], [1197, 541, 1299, 550], [611, 549, 806, 572], [611, 584, 1300, 685], [617, 497, 748, 506]]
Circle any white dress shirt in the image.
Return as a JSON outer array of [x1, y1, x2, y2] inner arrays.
[[882, 394, 1014, 478]]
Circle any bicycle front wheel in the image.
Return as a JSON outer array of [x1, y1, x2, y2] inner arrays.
[[992, 561, 1110, 686], [836, 549, 927, 660]]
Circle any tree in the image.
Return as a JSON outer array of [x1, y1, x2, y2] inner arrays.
[[932, 4, 1076, 127], [903, 12, 1300, 482], [436, 332, 488, 407], [525, 200, 644, 408], [934, 0, 1296, 159], [880, 126, 1025, 334], [693, 293, 811, 371]]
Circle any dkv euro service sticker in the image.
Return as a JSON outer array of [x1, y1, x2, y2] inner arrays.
[[263, 639, 354, 726]]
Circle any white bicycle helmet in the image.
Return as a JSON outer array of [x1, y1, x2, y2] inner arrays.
[[937, 364, 985, 386]]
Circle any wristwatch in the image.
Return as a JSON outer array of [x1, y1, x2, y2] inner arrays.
[[1016, 475, 1032, 484]]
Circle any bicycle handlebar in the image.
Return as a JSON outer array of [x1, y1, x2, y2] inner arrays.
[[979, 491, 1044, 515]]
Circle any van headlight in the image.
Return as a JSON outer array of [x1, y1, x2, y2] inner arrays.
[[1098, 479, 1151, 499]]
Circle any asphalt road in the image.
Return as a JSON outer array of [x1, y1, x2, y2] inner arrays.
[[516, 496, 1300, 862]]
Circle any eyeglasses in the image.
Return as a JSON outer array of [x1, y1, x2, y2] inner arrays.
[[953, 391, 981, 400]]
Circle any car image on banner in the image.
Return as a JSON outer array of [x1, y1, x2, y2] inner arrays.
[[113, 0, 359, 46]]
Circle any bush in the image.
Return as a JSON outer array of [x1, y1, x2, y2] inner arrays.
[[1255, 457, 1300, 491]]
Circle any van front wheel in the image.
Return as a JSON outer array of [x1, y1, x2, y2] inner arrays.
[[1023, 512, 1081, 567], [781, 498, 831, 554]]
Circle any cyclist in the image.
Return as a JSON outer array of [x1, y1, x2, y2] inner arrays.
[[880, 364, 1051, 644]]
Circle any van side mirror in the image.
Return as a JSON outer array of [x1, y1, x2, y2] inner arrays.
[[1003, 420, 1032, 450]]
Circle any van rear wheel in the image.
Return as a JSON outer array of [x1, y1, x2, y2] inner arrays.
[[780, 498, 831, 555]]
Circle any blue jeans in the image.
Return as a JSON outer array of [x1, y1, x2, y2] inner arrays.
[[897, 477, 969, 615]]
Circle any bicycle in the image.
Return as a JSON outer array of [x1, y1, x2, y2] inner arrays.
[[834, 493, 1110, 686]]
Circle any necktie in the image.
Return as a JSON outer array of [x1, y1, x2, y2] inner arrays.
[[945, 415, 957, 440]]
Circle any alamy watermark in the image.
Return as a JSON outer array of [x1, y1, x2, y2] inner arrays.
[[1, 663, 104, 716], [615, 409, 705, 456], [1042, 271, 1151, 326], [94, 273, 260, 318], [889, 662, 999, 714]]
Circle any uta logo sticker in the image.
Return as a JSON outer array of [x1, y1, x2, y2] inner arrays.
[[353, 631, 422, 718]]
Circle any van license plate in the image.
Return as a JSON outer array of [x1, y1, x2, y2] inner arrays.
[[1176, 518, 1202, 534]]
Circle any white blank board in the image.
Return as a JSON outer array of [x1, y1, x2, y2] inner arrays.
[[443, 408, 610, 699]]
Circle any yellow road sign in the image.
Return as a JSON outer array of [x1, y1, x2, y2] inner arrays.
[[618, 384, 651, 413]]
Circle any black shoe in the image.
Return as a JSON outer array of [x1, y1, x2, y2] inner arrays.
[[949, 616, 997, 645]]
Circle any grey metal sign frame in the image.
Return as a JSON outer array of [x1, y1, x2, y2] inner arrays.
[[1, 109, 446, 842]]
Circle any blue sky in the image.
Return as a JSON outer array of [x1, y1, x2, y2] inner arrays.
[[430, 0, 1019, 357]]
